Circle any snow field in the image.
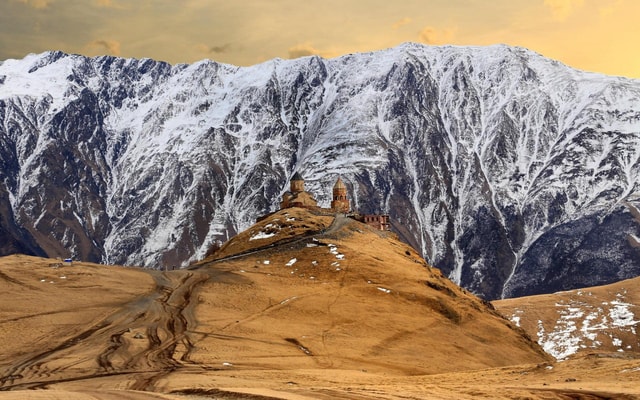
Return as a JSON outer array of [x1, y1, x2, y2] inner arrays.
[[513, 290, 639, 360]]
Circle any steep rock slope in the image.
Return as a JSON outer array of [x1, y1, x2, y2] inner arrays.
[[1, 44, 640, 299]]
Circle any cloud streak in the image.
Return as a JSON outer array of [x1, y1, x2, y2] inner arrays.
[[392, 17, 412, 30], [196, 43, 232, 55], [94, 0, 125, 9], [85, 39, 121, 56], [288, 43, 325, 59], [16, 0, 53, 9], [543, 0, 585, 21], [0, 0, 638, 78], [418, 26, 456, 45]]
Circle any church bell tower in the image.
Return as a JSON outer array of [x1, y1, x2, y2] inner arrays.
[[331, 177, 350, 212], [290, 172, 304, 193]]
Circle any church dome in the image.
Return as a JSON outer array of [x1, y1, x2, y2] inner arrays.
[[333, 177, 346, 189]]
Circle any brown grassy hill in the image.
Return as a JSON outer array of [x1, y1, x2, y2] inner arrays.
[[494, 276, 640, 361], [184, 208, 549, 375], [2, 209, 639, 399]]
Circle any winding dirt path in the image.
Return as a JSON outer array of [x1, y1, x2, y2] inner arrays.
[[0, 214, 351, 393], [0, 270, 209, 391]]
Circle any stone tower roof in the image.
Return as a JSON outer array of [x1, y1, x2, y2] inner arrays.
[[291, 172, 304, 182], [333, 177, 346, 189]]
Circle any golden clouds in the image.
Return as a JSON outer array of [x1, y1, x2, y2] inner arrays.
[[418, 26, 456, 45], [392, 17, 412, 30], [195, 43, 232, 56], [85, 39, 121, 56], [16, 0, 53, 9], [288, 43, 333, 59], [0, 0, 638, 78], [543, 0, 585, 21], [95, 0, 124, 8]]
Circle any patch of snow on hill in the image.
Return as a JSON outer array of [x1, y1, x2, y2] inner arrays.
[[285, 258, 297, 267], [536, 305, 584, 360], [510, 309, 524, 327], [609, 293, 639, 331], [249, 223, 279, 240], [531, 291, 639, 360], [249, 230, 276, 241]]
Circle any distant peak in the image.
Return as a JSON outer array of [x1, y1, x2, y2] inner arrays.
[[28, 50, 71, 73]]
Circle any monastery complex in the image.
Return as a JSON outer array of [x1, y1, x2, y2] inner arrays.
[[280, 173, 390, 231]]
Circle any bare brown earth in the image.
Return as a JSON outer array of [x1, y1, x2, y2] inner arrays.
[[0, 208, 638, 399]]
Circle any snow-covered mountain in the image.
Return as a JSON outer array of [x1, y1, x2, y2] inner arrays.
[[1, 43, 640, 299]]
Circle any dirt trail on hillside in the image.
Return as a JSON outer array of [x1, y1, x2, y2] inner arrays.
[[2, 212, 639, 399], [0, 270, 210, 391], [0, 213, 351, 393]]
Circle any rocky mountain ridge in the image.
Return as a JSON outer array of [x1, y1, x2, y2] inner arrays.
[[1, 43, 640, 299]]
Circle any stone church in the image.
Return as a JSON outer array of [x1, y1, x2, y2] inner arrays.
[[280, 172, 351, 212], [279, 173, 388, 231], [257, 172, 391, 231], [279, 172, 320, 209]]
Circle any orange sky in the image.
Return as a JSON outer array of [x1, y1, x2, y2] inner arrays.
[[1, 0, 638, 78]]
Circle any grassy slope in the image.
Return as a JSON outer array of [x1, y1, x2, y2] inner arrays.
[[494, 276, 640, 359], [184, 208, 549, 376], [0, 208, 638, 399]]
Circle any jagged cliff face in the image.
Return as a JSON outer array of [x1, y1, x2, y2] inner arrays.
[[1, 43, 640, 299]]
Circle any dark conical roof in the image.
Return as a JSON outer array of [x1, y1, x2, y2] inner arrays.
[[291, 172, 304, 181]]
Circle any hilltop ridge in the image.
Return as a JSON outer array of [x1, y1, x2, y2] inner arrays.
[[187, 208, 549, 374]]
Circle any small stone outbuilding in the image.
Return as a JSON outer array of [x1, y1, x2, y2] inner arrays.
[[359, 214, 390, 231]]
